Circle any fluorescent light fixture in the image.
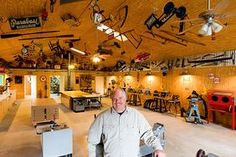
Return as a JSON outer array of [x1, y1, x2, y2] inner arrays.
[[70, 47, 86, 55], [97, 24, 128, 41]]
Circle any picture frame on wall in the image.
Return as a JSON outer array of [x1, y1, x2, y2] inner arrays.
[[15, 76, 23, 84], [76, 77, 80, 84]]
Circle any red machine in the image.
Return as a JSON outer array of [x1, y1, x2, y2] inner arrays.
[[207, 90, 236, 129]]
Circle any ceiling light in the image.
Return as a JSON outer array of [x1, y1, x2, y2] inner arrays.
[[198, 21, 223, 36], [124, 72, 131, 76], [180, 70, 189, 76], [211, 22, 223, 33], [68, 64, 75, 69], [92, 56, 101, 63], [70, 47, 86, 55], [145, 71, 153, 76]]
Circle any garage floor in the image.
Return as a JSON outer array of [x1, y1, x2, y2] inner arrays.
[[0, 98, 236, 157]]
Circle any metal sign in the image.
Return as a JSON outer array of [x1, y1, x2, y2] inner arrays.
[[8, 17, 41, 30]]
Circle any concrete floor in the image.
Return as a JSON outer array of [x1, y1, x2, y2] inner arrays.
[[0, 98, 236, 157]]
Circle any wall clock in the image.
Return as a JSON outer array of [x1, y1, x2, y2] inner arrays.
[[40, 75, 47, 82]]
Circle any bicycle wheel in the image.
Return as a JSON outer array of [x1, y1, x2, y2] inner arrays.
[[105, 5, 128, 29]]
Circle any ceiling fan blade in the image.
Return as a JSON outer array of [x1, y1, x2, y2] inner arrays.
[[212, 0, 230, 14], [172, 18, 204, 24], [170, 25, 200, 36], [216, 11, 236, 20], [177, 23, 204, 35], [19, 34, 74, 40], [213, 19, 225, 27]]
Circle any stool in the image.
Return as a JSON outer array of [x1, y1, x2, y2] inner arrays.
[[144, 99, 154, 109], [128, 93, 141, 106], [167, 95, 181, 116], [150, 97, 160, 111]]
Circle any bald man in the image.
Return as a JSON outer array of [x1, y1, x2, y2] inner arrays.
[[88, 88, 166, 157]]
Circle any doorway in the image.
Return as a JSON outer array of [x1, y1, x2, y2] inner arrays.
[[50, 76, 61, 98], [95, 76, 104, 95], [24, 75, 37, 99]]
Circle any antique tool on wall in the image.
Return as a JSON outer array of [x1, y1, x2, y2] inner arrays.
[[145, 2, 186, 30], [187, 53, 234, 68], [159, 29, 206, 46], [0, 30, 60, 39], [19, 34, 74, 40], [144, 31, 187, 46], [135, 52, 150, 63]]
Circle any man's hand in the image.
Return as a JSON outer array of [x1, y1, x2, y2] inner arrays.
[[153, 149, 166, 157]]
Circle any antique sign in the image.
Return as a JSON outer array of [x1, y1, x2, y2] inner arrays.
[[8, 17, 41, 30]]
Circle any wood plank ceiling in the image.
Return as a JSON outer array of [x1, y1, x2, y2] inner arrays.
[[0, 0, 236, 68]]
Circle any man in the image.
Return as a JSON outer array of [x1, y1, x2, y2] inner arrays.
[[88, 88, 166, 157]]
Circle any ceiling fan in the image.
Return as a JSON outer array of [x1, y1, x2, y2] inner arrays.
[[178, 0, 234, 37], [90, 43, 115, 63]]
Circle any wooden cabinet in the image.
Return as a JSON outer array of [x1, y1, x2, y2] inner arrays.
[[0, 90, 16, 122], [31, 98, 59, 126]]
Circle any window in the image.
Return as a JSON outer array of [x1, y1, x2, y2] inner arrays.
[[0, 75, 4, 85]]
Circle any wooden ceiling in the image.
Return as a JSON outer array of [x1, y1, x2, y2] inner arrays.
[[0, 0, 236, 68]]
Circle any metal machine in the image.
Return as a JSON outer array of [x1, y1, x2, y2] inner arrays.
[[140, 122, 165, 157], [181, 91, 204, 124], [196, 149, 219, 157], [72, 98, 85, 112]]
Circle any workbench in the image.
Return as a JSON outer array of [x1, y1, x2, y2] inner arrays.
[[31, 98, 59, 126]]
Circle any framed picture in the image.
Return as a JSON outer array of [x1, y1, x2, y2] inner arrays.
[[76, 77, 80, 84], [15, 76, 23, 84], [213, 77, 220, 84]]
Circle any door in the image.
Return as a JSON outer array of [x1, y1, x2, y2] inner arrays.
[[50, 76, 60, 98], [24, 75, 36, 98], [95, 76, 104, 95]]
